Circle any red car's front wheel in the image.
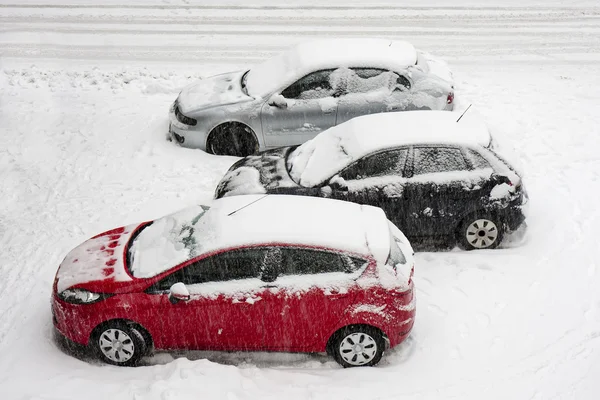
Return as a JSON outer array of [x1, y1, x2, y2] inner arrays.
[[91, 322, 147, 366]]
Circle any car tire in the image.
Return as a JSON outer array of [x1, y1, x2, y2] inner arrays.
[[457, 213, 504, 250], [91, 322, 147, 366], [330, 325, 386, 368], [206, 123, 258, 157]]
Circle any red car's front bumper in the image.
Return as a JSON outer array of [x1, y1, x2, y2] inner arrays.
[[52, 294, 103, 346]]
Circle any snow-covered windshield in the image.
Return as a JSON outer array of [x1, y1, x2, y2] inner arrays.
[[126, 222, 153, 273], [488, 136, 524, 177], [285, 134, 347, 187], [245, 50, 295, 97]]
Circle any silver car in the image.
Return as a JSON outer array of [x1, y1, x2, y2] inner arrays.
[[169, 38, 454, 157]]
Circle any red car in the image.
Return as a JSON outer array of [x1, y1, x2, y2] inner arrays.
[[52, 195, 415, 367]]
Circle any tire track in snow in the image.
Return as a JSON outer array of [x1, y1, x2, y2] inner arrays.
[[0, 4, 597, 11], [1, 5, 598, 65]]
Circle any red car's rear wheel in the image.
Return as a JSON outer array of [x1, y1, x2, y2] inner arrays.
[[330, 325, 385, 368]]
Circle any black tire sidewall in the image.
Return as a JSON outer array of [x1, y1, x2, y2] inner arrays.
[[91, 322, 146, 367], [457, 213, 504, 250], [207, 124, 257, 157], [331, 325, 385, 368]]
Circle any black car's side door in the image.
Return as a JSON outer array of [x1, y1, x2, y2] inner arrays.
[[403, 145, 481, 237], [323, 148, 410, 227]]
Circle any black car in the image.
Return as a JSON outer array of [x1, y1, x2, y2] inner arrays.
[[215, 111, 527, 250]]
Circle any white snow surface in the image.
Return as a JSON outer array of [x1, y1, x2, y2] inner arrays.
[[246, 38, 417, 97], [288, 110, 492, 186], [130, 195, 392, 278], [1, 1, 600, 400]]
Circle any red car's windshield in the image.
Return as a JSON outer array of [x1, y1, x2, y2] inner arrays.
[[125, 222, 153, 274]]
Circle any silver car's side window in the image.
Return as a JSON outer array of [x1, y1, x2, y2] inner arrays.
[[395, 74, 411, 91], [331, 68, 410, 96], [280, 69, 336, 100]]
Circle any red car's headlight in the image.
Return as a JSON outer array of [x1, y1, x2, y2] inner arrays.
[[58, 289, 113, 304]]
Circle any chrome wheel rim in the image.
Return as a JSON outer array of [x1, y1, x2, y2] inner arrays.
[[98, 328, 135, 363], [339, 332, 378, 366], [466, 218, 498, 249]]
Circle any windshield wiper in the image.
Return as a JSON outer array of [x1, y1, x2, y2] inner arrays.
[[241, 70, 250, 96]]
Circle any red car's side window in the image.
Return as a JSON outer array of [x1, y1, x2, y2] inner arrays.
[[149, 248, 268, 292], [147, 247, 369, 293], [278, 248, 367, 276]]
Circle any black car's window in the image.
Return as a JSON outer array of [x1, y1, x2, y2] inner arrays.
[[465, 148, 492, 169], [279, 248, 363, 276], [412, 147, 468, 175], [281, 69, 335, 100], [149, 248, 267, 291], [340, 148, 408, 180]]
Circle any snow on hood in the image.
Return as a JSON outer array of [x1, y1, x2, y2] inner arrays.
[[489, 134, 525, 178], [215, 166, 266, 198], [214, 147, 298, 199], [177, 71, 249, 114], [288, 110, 492, 187], [55, 225, 138, 293], [130, 195, 392, 279]]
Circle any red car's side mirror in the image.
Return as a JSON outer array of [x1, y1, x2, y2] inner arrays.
[[169, 282, 190, 304]]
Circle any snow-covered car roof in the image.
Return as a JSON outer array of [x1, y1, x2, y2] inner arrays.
[[129, 195, 392, 278], [246, 38, 417, 97], [288, 110, 493, 187]]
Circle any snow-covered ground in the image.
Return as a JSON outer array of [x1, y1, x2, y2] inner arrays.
[[1, 1, 600, 399]]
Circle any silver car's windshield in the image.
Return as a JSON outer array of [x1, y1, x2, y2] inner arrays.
[[241, 70, 250, 96], [245, 50, 294, 97]]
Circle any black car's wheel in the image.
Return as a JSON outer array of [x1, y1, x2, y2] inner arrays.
[[330, 325, 385, 368], [207, 123, 258, 157], [457, 213, 504, 250], [91, 321, 147, 366]]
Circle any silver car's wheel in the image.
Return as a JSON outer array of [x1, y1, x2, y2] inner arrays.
[[458, 214, 504, 250], [330, 325, 385, 368], [98, 328, 135, 363], [207, 123, 258, 157], [339, 332, 378, 366]]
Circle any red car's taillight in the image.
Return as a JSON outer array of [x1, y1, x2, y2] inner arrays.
[[446, 92, 454, 104]]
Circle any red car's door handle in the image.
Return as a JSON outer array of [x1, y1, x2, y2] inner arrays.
[[325, 292, 347, 299], [233, 296, 262, 304]]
